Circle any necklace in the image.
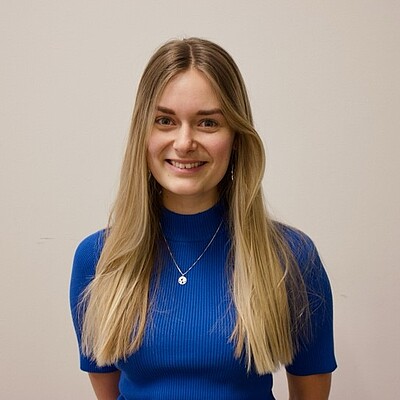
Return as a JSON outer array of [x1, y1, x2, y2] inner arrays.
[[160, 219, 223, 285]]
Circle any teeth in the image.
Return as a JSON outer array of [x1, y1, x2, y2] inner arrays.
[[170, 161, 204, 169]]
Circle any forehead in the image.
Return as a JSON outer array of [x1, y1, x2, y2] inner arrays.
[[157, 69, 220, 110]]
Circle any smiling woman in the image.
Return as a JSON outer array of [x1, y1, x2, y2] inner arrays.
[[70, 37, 336, 400], [148, 69, 235, 214]]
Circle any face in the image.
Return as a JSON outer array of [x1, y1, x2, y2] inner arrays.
[[147, 69, 235, 214]]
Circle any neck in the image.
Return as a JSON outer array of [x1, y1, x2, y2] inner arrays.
[[161, 192, 219, 215], [160, 200, 225, 242]]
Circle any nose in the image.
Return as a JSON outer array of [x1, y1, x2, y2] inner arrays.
[[173, 124, 197, 154]]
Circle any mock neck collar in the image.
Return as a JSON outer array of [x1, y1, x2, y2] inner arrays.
[[160, 202, 226, 242]]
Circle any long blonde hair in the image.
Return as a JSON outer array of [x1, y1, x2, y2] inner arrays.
[[81, 37, 309, 374]]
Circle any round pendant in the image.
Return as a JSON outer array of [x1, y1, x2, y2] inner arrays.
[[178, 276, 187, 285]]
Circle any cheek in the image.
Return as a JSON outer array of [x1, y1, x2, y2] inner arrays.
[[146, 133, 164, 165], [146, 145, 154, 168], [212, 138, 234, 166]]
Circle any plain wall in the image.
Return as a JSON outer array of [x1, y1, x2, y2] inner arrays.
[[1, 1, 399, 398]]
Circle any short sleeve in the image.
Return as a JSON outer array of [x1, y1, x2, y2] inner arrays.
[[69, 230, 118, 373], [283, 228, 337, 376]]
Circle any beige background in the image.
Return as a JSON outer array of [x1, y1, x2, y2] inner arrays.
[[1, 1, 399, 399]]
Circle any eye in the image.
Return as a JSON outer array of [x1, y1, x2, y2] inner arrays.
[[155, 116, 175, 126], [199, 119, 218, 129]]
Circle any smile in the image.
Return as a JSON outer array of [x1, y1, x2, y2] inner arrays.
[[168, 160, 206, 169]]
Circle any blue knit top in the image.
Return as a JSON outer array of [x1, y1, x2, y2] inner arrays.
[[70, 203, 336, 399]]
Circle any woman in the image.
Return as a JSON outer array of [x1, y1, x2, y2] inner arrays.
[[70, 37, 336, 399]]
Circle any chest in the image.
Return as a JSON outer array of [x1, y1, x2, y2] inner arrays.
[[117, 235, 245, 378]]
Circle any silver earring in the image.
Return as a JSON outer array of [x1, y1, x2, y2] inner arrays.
[[148, 170, 152, 181], [231, 163, 234, 181]]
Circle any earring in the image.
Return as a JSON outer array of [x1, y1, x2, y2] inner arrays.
[[148, 170, 152, 181], [231, 163, 234, 181]]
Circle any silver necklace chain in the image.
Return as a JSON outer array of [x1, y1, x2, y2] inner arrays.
[[160, 219, 223, 285]]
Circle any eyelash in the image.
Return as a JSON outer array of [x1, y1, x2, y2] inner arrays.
[[155, 117, 219, 129], [199, 119, 218, 128], [155, 116, 174, 126]]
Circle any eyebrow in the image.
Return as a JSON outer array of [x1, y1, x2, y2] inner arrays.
[[197, 108, 223, 116], [156, 106, 223, 116]]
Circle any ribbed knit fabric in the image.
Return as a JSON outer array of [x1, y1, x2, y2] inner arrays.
[[70, 203, 336, 399]]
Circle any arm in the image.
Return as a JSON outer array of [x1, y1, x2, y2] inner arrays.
[[70, 233, 120, 396], [283, 230, 336, 398], [286, 372, 332, 400], [89, 371, 121, 400]]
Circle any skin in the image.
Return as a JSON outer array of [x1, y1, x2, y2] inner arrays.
[[87, 68, 333, 399], [287, 372, 332, 399], [88, 371, 332, 399], [88, 371, 120, 399], [147, 68, 235, 214]]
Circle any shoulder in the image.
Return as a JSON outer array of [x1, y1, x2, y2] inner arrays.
[[276, 223, 318, 269], [74, 230, 106, 262], [275, 223, 333, 308], [71, 230, 106, 288]]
